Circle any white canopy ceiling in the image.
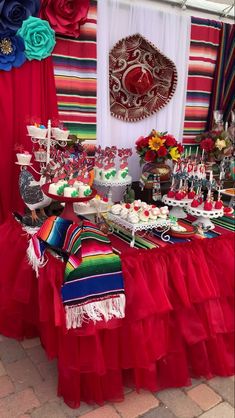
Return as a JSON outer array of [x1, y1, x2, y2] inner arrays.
[[151, 0, 234, 19]]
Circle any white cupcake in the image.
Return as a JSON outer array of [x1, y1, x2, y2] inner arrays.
[[159, 206, 169, 219], [139, 209, 150, 222], [141, 202, 150, 210], [111, 204, 123, 215], [120, 207, 129, 219], [128, 212, 139, 224], [78, 184, 91, 197], [73, 180, 83, 189], [48, 183, 60, 195], [149, 207, 160, 220], [64, 187, 78, 197]]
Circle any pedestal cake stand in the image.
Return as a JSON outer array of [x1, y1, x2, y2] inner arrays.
[[186, 205, 224, 230], [42, 183, 97, 223], [162, 195, 193, 219], [94, 177, 132, 202]]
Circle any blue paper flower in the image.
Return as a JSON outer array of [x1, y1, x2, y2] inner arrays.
[[17, 16, 55, 61], [0, 0, 40, 33], [0, 31, 26, 71]]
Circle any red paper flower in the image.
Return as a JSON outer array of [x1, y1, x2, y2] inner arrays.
[[136, 136, 149, 151], [40, 0, 89, 38], [164, 134, 176, 147], [157, 146, 168, 157], [200, 138, 215, 153], [144, 150, 156, 162]]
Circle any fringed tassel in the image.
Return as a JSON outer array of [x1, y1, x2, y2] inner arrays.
[[26, 238, 46, 278], [65, 294, 126, 329]]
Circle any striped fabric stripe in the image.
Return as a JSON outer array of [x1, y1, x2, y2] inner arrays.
[[183, 17, 221, 145], [207, 23, 235, 129], [52, 0, 97, 142]]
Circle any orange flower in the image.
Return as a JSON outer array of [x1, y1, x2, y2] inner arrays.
[[149, 135, 165, 151]]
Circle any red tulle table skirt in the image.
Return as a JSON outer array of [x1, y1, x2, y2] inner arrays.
[[0, 216, 234, 407]]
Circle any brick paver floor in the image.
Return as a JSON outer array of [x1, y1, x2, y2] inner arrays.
[[0, 334, 234, 418]]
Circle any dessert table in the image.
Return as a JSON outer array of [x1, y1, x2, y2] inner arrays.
[[0, 215, 234, 408]]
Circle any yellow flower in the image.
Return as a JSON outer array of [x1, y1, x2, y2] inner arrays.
[[215, 138, 226, 151], [149, 135, 165, 151], [169, 147, 181, 161]]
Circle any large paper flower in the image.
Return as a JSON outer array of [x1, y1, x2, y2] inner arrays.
[[0, 0, 40, 33], [0, 31, 26, 71], [40, 0, 89, 38], [17, 16, 55, 61]]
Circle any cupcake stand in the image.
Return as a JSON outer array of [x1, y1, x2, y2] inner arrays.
[[107, 212, 171, 247], [94, 177, 132, 203], [42, 184, 97, 223], [29, 120, 70, 168]]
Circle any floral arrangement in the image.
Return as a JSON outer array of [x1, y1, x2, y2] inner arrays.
[[0, 0, 55, 71], [136, 130, 183, 163], [195, 129, 233, 161]]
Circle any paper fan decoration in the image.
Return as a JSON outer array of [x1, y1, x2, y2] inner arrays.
[[109, 33, 177, 122]]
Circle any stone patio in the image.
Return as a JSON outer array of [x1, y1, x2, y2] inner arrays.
[[0, 334, 234, 418]]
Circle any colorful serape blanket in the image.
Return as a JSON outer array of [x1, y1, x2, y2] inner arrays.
[[207, 23, 235, 129], [28, 216, 125, 329], [183, 17, 221, 145], [52, 0, 97, 142]]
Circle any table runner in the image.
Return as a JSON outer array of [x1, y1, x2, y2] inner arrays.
[[28, 216, 125, 329]]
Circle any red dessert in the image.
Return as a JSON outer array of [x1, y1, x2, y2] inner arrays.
[[214, 200, 223, 209], [167, 190, 175, 198], [224, 207, 234, 216], [133, 206, 139, 212], [175, 192, 184, 200], [191, 199, 199, 208], [204, 201, 213, 211], [188, 191, 196, 199], [125, 203, 131, 209]]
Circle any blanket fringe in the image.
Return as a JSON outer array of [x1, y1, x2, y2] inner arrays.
[[65, 294, 126, 329], [26, 238, 46, 277]]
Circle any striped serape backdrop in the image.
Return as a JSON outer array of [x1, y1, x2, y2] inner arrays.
[[52, 0, 97, 142], [183, 17, 221, 145], [207, 23, 235, 129], [28, 216, 125, 329]]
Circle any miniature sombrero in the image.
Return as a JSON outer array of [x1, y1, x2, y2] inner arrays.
[[109, 33, 177, 122]]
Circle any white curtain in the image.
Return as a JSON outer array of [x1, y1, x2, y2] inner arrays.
[[97, 0, 191, 181]]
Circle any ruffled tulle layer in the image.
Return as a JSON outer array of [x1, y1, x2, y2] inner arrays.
[[0, 216, 234, 407]]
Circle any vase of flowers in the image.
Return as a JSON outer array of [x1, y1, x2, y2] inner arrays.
[[195, 129, 233, 162], [135, 130, 183, 187]]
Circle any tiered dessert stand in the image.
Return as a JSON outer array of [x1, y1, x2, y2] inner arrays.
[[29, 120, 71, 171], [162, 195, 192, 219], [186, 205, 224, 230], [94, 176, 132, 203], [107, 212, 171, 247]]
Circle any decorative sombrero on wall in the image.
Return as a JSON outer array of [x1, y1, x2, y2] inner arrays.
[[109, 33, 178, 122]]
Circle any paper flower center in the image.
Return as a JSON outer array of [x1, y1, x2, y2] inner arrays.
[[0, 38, 13, 55]]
